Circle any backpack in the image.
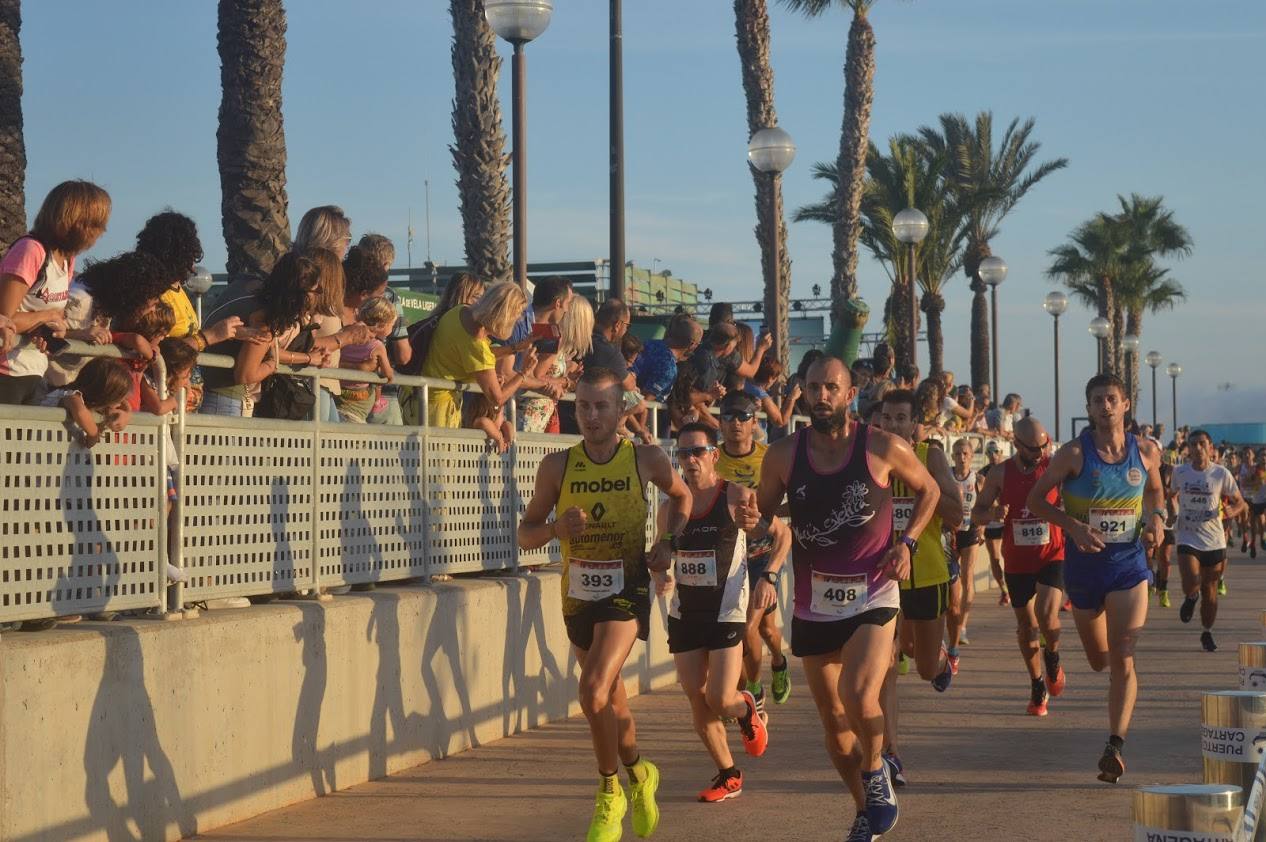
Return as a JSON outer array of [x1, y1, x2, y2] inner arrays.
[[399, 310, 442, 376]]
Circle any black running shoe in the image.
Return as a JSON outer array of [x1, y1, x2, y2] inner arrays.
[[1179, 594, 1197, 624], [845, 812, 873, 842], [1097, 742, 1125, 783], [1201, 631, 1217, 652]]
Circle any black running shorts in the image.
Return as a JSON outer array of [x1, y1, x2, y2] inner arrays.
[[667, 616, 745, 654], [1161, 528, 1175, 548], [955, 529, 981, 550], [984, 525, 1004, 541], [564, 595, 650, 651], [899, 581, 950, 621], [1004, 560, 1065, 608], [791, 608, 899, 658], [1177, 545, 1227, 568]]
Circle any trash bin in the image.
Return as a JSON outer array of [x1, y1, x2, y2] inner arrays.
[[1202, 691, 1266, 840], [1243, 643, 1266, 691], [1133, 784, 1242, 841]]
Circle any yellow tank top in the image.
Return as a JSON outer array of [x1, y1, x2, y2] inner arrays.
[[892, 441, 949, 590], [717, 441, 767, 490], [557, 439, 649, 615]]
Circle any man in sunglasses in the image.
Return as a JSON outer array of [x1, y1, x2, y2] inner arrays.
[[519, 367, 692, 842], [971, 416, 1068, 717], [715, 392, 793, 717], [757, 356, 940, 842], [654, 422, 780, 802]]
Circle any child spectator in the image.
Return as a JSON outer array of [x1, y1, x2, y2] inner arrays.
[[40, 356, 133, 448], [358, 234, 411, 424], [619, 333, 653, 443], [336, 296, 395, 423]]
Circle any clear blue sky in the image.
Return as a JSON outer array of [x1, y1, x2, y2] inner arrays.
[[19, 0, 1266, 428]]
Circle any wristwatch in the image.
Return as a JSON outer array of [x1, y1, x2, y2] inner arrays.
[[899, 535, 918, 553], [761, 570, 778, 586], [660, 532, 679, 552]]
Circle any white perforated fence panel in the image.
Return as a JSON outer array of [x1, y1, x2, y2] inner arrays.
[[514, 433, 581, 567], [179, 417, 316, 601], [0, 409, 165, 621], [425, 428, 518, 575], [316, 428, 427, 586]]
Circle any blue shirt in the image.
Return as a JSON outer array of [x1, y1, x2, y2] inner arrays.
[[633, 339, 678, 402]]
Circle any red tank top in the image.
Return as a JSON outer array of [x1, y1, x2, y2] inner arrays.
[[1000, 456, 1065, 574]]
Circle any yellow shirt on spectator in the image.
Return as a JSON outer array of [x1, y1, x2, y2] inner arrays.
[[161, 286, 199, 339], [420, 307, 495, 428]]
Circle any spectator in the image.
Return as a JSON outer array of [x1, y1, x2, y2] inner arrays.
[[295, 205, 353, 258], [398, 272, 487, 424], [419, 281, 535, 430], [41, 355, 134, 450], [633, 315, 701, 403], [687, 321, 738, 396], [357, 234, 411, 425], [849, 358, 873, 416], [335, 296, 395, 423], [938, 370, 972, 427], [587, 298, 631, 381], [617, 333, 654, 443], [871, 341, 895, 383], [986, 392, 1022, 439], [894, 363, 918, 389], [746, 357, 800, 433], [0, 313, 15, 353], [294, 208, 362, 422], [729, 321, 773, 380], [708, 301, 734, 328], [0, 180, 112, 405], [519, 295, 591, 434], [915, 377, 948, 442], [501, 275, 572, 376]]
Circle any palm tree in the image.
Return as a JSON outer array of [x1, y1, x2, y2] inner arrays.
[[781, 0, 877, 359], [1047, 213, 1128, 377], [217, 0, 292, 281], [450, 0, 511, 285], [735, 0, 792, 367], [1120, 262, 1185, 405], [919, 112, 1068, 391], [0, 0, 23, 248]]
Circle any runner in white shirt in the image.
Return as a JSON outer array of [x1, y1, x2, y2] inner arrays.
[[1171, 430, 1246, 652]]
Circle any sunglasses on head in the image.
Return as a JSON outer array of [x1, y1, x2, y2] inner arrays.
[[720, 410, 755, 423], [677, 445, 716, 459]]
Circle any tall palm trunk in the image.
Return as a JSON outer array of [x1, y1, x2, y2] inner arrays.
[[964, 239, 990, 391], [735, 0, 791, 367], [217, 0, 291, 281], [889, 277, 912, 374], [0, 0, 24, 248], [450, 0, 511, 285], [1096, 275, 1118, 378], [1110, 301, 1125, 381], [828, 6, 874, 323], [1126, 306, 1142, 408], [922, 290, 945, 376]]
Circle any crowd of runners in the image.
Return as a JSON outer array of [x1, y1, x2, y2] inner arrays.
[[518, 359, 1257, 841]]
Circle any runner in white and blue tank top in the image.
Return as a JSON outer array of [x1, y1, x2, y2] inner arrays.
[[1024, 374, 1165, 787]]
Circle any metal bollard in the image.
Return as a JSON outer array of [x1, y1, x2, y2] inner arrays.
[[1202, 692, 1266, 827], [1243, 644, 1266, 691], [1133, 784, 1242, 841]]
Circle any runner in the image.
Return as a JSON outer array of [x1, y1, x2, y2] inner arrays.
[[878, 389, 964, 690], [948, 437, 983, 658], [1026, 373, 1165, 784], [1172, 429, 1246, 652], [981, 440, 1011, 605], [1152, 461, 1177, 608], [657, 422, 778, 803], [757, 356, 941, 841], [1244, 449, 1266, 559], [518, 367, 691, 842], [715, 392, 793, 716], [971, 416, 1067, 716]]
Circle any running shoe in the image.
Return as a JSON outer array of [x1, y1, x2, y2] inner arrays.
[[862, 762, 899, 835], [1158, 590, 1170, 608], [586, 781, 627, 842], [737, 689, 769, 757], [1027, 682, 1049, 717], [628, 759, 660, 837], [959, 630, 971, 645], [998, 590, 1011, 606], [1201, 630, 1217, 652], [1097, 742, 1125, 784], [771, 659, 791, 704], [1045, 665, 1066, 697], [946, 648, 960, 676], [845, 812, 874, 842], [697, 768, 742, 803], [1061, 599, 1071, 612], [1242, 537, 1249, 553], [897, 652, 910, 675], [751, 684, 769, 725], [931, 646, 953, 692], [883, 751, 907, 787], [1252, 543, 1259, 559], [1217, 578, 1227, 596], [1179, 594, 1198, 623]]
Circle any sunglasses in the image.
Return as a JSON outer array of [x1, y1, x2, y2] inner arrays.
[[1015, 436, 1049, 452], [677, 445, 717, 459], [720, 411, 755, 423]]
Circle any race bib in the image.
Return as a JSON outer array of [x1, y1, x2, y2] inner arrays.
[[962, 489, 977, 510], [567, 558, 624, 602], [1012, 519, 1050, 546], [1089, 507, 1137, 543], [1180, 491, 1214, 521], [892, 497, 914, 534], [674, 550, 717, 588], [810, 571, 868, 619]]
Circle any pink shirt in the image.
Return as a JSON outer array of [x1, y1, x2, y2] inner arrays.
[[0, 238, 76, 377]]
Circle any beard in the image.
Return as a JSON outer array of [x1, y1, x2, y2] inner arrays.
[[811, 406, 849, 434]]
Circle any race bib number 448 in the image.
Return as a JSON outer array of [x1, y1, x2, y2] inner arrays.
[[567, 558, 624, 602]]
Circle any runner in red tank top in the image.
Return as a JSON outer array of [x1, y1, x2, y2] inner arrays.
[[972, 416, 1068, 716]]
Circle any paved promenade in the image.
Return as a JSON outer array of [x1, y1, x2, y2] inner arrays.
[[201, 549, 1265, 841]]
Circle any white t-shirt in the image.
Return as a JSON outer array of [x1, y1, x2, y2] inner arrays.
[[1173, 463, 1238, 551], [45, 282, 101, 386], [0, 238, 73, 378]]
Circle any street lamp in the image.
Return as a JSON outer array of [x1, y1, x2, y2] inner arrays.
[[978, 255, 1007, 400], [1089, 316, 1110, 373], [185, 265, 214, 325], [1043, 290, 1068, 440], [1146, 350, 1163, 428], [1121, 333, 1140, 407], [1167, 362, 1182, 431], [748, 125, 796, 365], [892, 207, 929, 373], [485, 0, 553, 289]]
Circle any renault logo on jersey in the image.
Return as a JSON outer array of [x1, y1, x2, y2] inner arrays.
[[591, 502, 607, 522], [570, 477, 631, 494]]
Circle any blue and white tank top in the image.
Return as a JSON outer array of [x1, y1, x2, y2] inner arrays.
[[1062, 428, 1147, 567]]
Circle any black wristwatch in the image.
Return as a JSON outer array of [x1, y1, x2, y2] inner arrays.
[[761, 570, 778, 586]]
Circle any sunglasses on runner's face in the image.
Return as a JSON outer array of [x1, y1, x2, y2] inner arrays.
[[677, 445, 716, 459], [1016, 436, 1049, 453], [720, 411, 755, 423]]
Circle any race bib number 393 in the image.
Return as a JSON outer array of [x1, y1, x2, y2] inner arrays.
[[1089, 507, 1137, 543], [674, 550, 717, 588], [810, 571, 867, 619], [567, 558, 624, 602]]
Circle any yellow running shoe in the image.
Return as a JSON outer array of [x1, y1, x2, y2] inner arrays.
[[1158, 590, 1170, 608], [628, 759, 660, 837], [587, 780, 627, 842]]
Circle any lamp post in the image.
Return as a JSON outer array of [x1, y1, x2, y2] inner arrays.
[[185, 265, 214, 325], [1121, 333, 1140, 408], [1146, 350, 1163, 429], [1043, 290, 1068, 440], [1089, 316, 1110, 373], [892, 207, 929, 373], [748, 126, 796, 366], [485, 0, 553, 289], [978, 255, 1007, 400], [609, 0, 625, 300], [1167, 362, 1182, 431]]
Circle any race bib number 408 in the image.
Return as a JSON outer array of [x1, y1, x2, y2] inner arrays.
[[810, 571, 867, 619], [567, 558, 624, 602], [1090, 507, 1137, 543]]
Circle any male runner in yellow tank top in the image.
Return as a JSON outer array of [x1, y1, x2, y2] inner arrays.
[[520, 367, 691, 842]]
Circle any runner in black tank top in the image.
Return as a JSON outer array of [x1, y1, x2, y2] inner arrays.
[[757, 357, 942, 841], [659, 423, 782, 803]]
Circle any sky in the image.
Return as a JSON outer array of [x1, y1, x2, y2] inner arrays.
[[18, 0, 1266, 429]]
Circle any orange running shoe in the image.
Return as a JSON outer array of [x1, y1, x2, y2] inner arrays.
[[738, 690, 769, 757], [1027, 682, 1049, 717], [698, 768, 743, 803], [1046, 665, 1066, 697]]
